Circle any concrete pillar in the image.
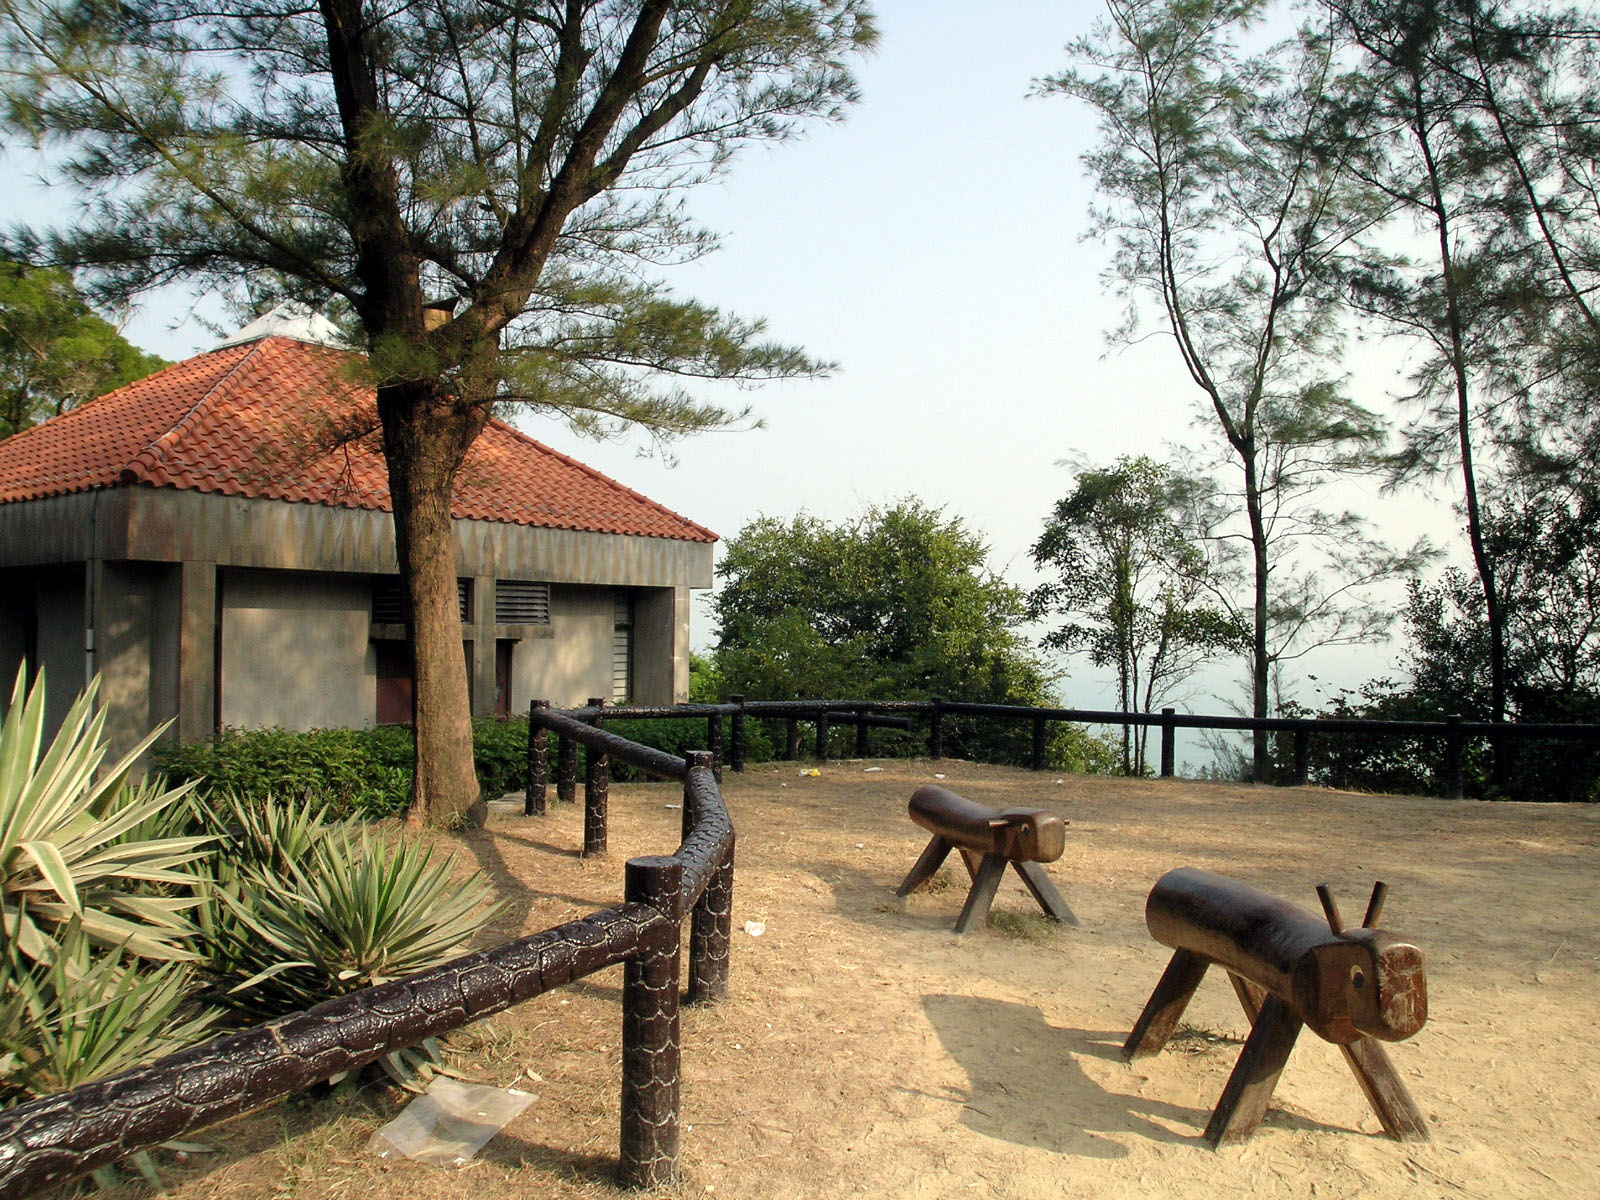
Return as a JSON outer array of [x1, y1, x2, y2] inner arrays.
[[470, 573, 497, 717], [90, 560, 158, 760], [633, 586, 689, 706]]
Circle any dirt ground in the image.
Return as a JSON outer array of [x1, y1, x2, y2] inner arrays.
[[78, 759, 1600, 1199]]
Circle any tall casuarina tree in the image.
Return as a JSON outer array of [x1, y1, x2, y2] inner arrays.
[[1, 0, 877, 825]]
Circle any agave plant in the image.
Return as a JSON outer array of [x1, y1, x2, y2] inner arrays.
[[194, 796, 498, 1082], [205, 817, 497, 1014], [0, 921, 218, 1107], [0, 668, 214, 968]]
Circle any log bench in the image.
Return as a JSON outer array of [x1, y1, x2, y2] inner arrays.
[[894, 784, 1078, 933], [1123, 867, 1429, 1147]]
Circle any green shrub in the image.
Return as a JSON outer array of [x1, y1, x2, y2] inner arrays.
[[155, 727, 412, 819], [158, 720, 545, 819], [472, 716, 531, 797]]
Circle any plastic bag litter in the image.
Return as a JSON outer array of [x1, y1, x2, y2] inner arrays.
[[368, 1077, 535, 1167]]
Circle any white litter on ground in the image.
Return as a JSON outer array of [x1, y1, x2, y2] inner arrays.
[[368, 1077, 535, 1167]]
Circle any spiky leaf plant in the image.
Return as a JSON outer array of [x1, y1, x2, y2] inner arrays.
[[197, 795, 498, 1084], [0, 921, 218, 1107], [0, 668, 213, 967]]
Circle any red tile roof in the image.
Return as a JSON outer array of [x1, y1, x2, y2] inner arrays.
[[0, 336, 716, 543]]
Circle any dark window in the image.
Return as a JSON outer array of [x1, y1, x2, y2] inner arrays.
[[495, 579, 550, 624], [495, 639, 514, 719], [373, 577, 470, 623]]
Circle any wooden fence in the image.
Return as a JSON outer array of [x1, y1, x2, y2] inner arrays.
[[570, 695, 1600, 800]]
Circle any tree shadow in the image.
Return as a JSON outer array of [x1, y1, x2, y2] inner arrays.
[[807, 861, 1067, 936], [462, 822, 609, 933]]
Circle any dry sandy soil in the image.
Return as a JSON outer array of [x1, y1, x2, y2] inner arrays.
[[73, 759, 1600, 1199]]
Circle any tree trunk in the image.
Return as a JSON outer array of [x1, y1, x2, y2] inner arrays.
[[1412, 73, 1509, 787], [1243, 451, 1271, 779], [378, 380, 489, 827]]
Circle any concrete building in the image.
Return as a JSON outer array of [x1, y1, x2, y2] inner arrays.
[[0, 322, 716, 753]]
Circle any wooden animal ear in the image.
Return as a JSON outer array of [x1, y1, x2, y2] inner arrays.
[[1361, 881, 1388, 929], [1315, 883, 1344, 934]]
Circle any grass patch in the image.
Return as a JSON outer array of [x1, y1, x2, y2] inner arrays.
[[985, 910, 1062, 942]]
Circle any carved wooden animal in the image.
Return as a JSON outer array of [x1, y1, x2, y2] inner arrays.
[[1124, 867, 1429, 1147], [895, 785, 1077, 933]]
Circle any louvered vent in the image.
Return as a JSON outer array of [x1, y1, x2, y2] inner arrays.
[[496, 580, 551, 624], [373, 577, 471, 623], [612, 593, 633, 703]]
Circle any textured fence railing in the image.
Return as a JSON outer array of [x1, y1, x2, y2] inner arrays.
[[0, 707, 733, 1197]]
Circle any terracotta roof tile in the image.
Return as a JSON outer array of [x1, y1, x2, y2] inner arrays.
[[0, 336, 716, 543]]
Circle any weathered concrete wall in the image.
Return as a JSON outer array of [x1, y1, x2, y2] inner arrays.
[[1, 487, 715, 742], [0, 490, 714, 589], [93, 561, 171, 754], [37, 570, 87, 733], [219, 569, 375, 730], [511, 585, 617, 708], [0, 566, 87, 732]]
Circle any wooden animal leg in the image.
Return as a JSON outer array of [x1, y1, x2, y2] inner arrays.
[[1122, 948, 1209, 1061], [1340, 1037, 1429, 1142], [953, 853, 1009, 934], [1228, 971, 1266, 1020], [1204, 994, 1304, 1147], [958, 847, 983, 881], [1011, 860, 1080, 926], [895, 835, 953, 897], [1230, 969, 1426, 1142]]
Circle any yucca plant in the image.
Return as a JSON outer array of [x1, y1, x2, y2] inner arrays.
[[0, 921, 218, 1107], [197, 798, 498, 1085], [0, 667, 214, 968]]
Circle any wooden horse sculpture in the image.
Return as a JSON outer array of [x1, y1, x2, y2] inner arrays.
[[895, 785, 1078, 933], [1123, 867, 1429, 1147]]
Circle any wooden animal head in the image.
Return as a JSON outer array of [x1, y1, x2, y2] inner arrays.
[[1292, 928, 1428, 1044]]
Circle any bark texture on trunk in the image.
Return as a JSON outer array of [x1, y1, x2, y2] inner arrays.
[[378, 380, 489, 827]]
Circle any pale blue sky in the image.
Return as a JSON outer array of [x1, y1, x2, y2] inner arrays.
[[1, 1, 1456, 715]]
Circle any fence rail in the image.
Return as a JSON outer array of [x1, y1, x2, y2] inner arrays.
[[577, 695, 1600, 799]]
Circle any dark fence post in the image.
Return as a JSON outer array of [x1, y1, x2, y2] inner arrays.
[[815, 709, 831, 763], [855, 705, 870, 758], [784, 718, 800, 761], [526, 699, 550, 816], [556, 733, 578, 805], [1445, 714, 1465, 799], [930, 697, 945, 759], [584, 698, 609, 858], [708, 712, 725, 784], [1292, 726, 1311, 787], [729, 695, 746, 772], [683, 751, 732, 1005], [1031, 715, 1048, 771], [1160, 708, 1176, 779], [619, 856, 684, 1189]]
